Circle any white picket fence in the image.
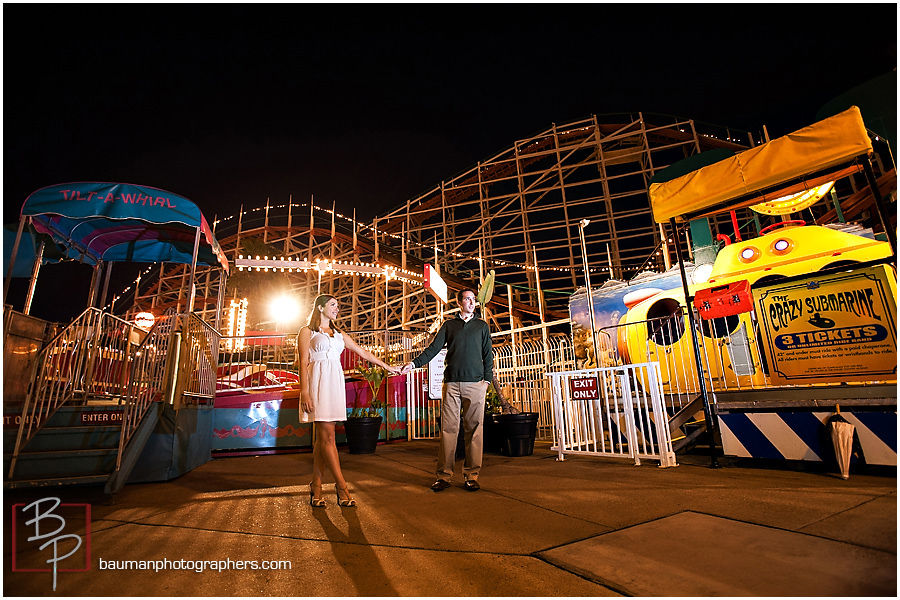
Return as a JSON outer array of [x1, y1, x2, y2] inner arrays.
[[548, 362, 677, 467]]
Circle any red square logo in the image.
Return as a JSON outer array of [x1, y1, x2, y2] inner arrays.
[[12, 498, 91, 590]]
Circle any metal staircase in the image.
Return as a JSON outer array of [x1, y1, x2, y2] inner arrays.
[[667, 394, 709, 452], [5, 308, 175, 494], [5, 404, 161, 490]]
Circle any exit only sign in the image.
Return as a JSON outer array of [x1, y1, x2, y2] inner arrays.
[[568, 376, 600, 400]]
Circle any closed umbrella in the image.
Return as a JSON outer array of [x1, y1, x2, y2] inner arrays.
[[828, 408, 855, 480]]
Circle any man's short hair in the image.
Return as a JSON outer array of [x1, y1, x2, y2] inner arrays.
[[457, 288, 476, 303]]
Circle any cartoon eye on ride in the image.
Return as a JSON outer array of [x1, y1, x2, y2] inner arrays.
[[738, 246, 760, 263], [770, 238, 793, 255]]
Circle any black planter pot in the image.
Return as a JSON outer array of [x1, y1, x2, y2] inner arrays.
[[483, 413, 502, 454], [344, 416, 383, 454], [455, 413, 503, 458], [496, 412, 539, 456]]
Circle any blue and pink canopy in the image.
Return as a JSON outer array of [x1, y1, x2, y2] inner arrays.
[[4, 182, 229, 315], [19, 182, 229, 271], [3, 222, 66, 279]]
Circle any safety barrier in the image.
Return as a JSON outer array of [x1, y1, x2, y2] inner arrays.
[[10, 307, 140, 434], [181, 313, 221, 400], [493, 333, 575, 439], [216, 329, 427, 387], [217, 333, 296, 393], [548, 362, 677, 467], [216, 329, 430, 442], [403, 332, 575, 441], [405, 368, 439, 439], [339, 330, 434, 441], [341, 329, 429, 371]]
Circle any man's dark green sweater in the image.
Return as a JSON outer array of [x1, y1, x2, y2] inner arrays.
[[412, 316, 493, 382]]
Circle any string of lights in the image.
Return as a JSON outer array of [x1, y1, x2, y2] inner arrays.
[[214, 201, 668, 276], [107, 200, 671, 314], [102, 262, 161, 313], [234, 256, 423, 286]]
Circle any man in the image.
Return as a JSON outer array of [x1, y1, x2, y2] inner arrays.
[[401, 288, 492, 492]]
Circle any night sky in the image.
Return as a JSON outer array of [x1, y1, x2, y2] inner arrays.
[[3, 3, 897, 320], [5, 3, 896, 223]]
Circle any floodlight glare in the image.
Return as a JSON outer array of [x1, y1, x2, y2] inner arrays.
[[270, 295, 300, 322]]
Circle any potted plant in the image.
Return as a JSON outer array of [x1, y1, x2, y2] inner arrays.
[[344, 365, 388, 454], [482, 382, 504, 454], [455, 381, 504, 459], [495, 401, 540, 457]]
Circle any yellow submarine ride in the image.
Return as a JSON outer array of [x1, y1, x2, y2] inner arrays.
[[616, 220, 895, 393], [599, 105, 895, 466]]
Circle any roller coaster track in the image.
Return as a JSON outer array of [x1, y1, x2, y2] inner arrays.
[[119, 112, 768, 337]]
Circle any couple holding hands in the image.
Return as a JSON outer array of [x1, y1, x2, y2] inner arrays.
[[298, 289, 493, 507]]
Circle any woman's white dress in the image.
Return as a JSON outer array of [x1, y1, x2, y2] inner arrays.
[[302, 329, 347, 422]]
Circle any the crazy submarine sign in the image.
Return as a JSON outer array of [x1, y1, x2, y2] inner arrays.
[[755, 265, 896, 384]]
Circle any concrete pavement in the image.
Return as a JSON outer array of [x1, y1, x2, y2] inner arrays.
[[4, 439, 896, 596]]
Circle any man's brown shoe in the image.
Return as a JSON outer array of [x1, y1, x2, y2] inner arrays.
[[431, 479, 451, 492]]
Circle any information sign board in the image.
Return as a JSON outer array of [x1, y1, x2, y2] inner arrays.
[[427, 348, 448, 399], [755, 265, 897, 384]]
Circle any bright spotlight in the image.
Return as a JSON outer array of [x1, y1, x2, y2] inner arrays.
[[270, 295, 300, 322]]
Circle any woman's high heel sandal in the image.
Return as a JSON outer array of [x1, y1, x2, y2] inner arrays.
[[309, 482, 326, 507], [335, 485, 357, 507]]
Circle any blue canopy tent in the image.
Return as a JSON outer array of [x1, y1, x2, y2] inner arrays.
[[4, 182, 229, 319], [3, 223, 66, 278], [3, 223, 68, 314]]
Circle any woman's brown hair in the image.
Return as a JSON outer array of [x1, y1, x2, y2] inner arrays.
[[306, 294, 341, 333]]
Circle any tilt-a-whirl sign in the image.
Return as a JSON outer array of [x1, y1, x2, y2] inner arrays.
[[755, 264, 897, 385]]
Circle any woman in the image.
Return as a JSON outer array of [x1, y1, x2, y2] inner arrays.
[[298, 294, 399, 507]]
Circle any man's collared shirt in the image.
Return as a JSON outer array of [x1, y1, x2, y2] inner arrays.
[[412, 314, 492, 382]]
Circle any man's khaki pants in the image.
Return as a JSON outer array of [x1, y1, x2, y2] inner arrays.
[[437, 380, 488, 482]]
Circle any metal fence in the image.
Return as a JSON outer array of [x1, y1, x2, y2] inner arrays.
[[215, 329, 429, 390], [493, 332, 575, 440], [341, 329, 429, 371], [548, 362, 677, 467], [181, 313, 222, 401], [217, 333, 296, 393], [403, 327, 576, 442], [405, 368, 439, 439], [597, 307, 767, 419]]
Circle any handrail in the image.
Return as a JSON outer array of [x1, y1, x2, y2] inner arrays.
[[8, 307, 142, 478], [8, 306, 227, 484], [114, 310, 177, 472]]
